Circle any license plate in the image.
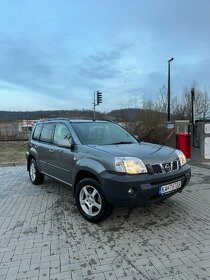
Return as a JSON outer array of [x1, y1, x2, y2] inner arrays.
[[159, 180, 181, 195]]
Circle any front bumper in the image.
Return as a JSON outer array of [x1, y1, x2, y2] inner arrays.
[[100, 164, 191, 207]]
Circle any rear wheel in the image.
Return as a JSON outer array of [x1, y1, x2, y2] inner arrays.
[[75, 178, 113, 223], [29, 159, 44, 185]]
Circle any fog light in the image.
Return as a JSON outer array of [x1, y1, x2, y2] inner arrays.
[[128, 188, 135, 196]]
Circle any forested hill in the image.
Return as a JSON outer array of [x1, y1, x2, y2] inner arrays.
[[0, 108, 144, 122], [109, 108, 141, 121], [0, 110, 105, 122]]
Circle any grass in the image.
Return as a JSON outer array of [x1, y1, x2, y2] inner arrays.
[[0, 141, 28, 164]]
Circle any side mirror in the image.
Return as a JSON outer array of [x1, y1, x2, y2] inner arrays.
[[57, 139, 72, 148]]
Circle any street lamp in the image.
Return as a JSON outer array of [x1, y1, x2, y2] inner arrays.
[[167, 57, 174, 123]]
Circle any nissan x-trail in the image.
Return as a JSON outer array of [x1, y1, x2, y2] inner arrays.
[[26, 119, 191, 223]]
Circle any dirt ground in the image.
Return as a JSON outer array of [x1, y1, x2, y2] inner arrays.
[[0, 141, 28, 164]]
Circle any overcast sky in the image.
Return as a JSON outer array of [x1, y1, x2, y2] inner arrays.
[[0, 0, 210, 111]]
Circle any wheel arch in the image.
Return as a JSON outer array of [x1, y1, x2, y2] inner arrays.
[[27, 153, 40, 171], [73, 158, 106, 194], [27, 155, 35, 171], [73, 170, 101, 195]]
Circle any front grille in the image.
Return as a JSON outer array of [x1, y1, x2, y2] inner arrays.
[[151, 160, 179, 175], [172, 160, 179, 170], [151, 164, 162, 174]]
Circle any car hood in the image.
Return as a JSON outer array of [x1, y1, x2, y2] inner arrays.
[[89, 142, 178, 164]]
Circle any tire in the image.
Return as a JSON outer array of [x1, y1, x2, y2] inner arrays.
[[29, 159, 44, 185], [75, 178, 113, 223]]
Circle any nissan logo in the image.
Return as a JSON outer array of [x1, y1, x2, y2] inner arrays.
[[164, 163, 171, 172]]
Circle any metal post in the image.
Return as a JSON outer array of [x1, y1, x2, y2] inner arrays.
[[191, 87, 198, 147], [191, 88, 195, 127], [92, 90, 102, 121], [93, 91, 96, 121], [167, 62, 170, 122], [167, 57, 174, 123]]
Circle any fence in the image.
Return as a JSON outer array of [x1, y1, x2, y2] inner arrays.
[[0, 123, 30, 141]]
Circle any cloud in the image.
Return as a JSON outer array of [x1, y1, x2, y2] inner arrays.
[[0, 35, 54, 91], [79, 44, 131, 81], [0, 34, 86, 103], [0, 0, 210, 111], [0, 34, 131, 108]]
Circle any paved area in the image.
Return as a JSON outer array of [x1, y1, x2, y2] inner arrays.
[[0, 165, 210, 280]]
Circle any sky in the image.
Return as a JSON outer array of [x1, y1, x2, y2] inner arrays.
[[0, 0, 210, 112]]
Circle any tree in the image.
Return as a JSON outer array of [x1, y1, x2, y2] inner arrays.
[[142, 99, 154, 111], [173, 87, 210, 120], [154, 85, 168, 113]]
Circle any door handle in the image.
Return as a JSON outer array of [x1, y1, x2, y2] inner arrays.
[[49, 149, 54, 153]]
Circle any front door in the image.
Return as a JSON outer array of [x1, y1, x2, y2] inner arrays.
[[48, 123, 75, 184]]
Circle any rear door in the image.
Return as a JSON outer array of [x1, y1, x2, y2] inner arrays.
[[38, 123, 55, 174]]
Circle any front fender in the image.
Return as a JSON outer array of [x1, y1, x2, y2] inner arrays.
[[72, 158, 106, 187]]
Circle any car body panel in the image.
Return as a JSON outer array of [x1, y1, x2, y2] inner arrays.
[[100, 164, 191, 206], [89, 142, 177, 164], [45, 144, 75, 183]]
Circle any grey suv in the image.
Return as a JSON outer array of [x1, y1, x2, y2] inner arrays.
[[26, 119, 191, 223]]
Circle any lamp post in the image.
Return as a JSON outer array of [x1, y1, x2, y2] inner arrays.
[[167, 57, 174, 123]]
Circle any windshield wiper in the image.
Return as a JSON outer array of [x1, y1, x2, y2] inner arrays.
[[109, 141, 134, 145]]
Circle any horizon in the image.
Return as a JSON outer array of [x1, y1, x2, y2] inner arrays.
[[0, 107, 141, 113]]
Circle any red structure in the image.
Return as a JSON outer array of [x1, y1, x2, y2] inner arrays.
[[176, 132, 191, 159]]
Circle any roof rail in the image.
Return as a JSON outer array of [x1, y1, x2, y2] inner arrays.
[[38, 117, 70, 121]]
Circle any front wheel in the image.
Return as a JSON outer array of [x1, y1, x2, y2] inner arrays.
[[29, 159, 44, 185], [75, 178, 113, 223]]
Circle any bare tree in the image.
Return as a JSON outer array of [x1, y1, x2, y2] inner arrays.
[[142, 99, 154, 110], [151, 85, 177, 115], [154, 85, 168, 113], [174, 87, 210, 120], [198, 89, 210, 119]]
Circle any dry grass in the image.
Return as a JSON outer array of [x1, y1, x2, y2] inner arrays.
[[0, 141, 28, 164]]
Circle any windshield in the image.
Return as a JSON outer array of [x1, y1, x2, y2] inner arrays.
[[72, 122, 138, 145]]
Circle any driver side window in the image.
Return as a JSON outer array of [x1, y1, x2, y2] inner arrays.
[[53, 123, 72, 145]]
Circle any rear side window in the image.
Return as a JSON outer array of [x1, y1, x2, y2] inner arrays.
[[32, 124, 43, 140], [40, 123, 55, 143]]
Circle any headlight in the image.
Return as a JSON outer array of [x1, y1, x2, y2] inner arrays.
[[114, 157, 147, 174], [175, 150, 186, 166]]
